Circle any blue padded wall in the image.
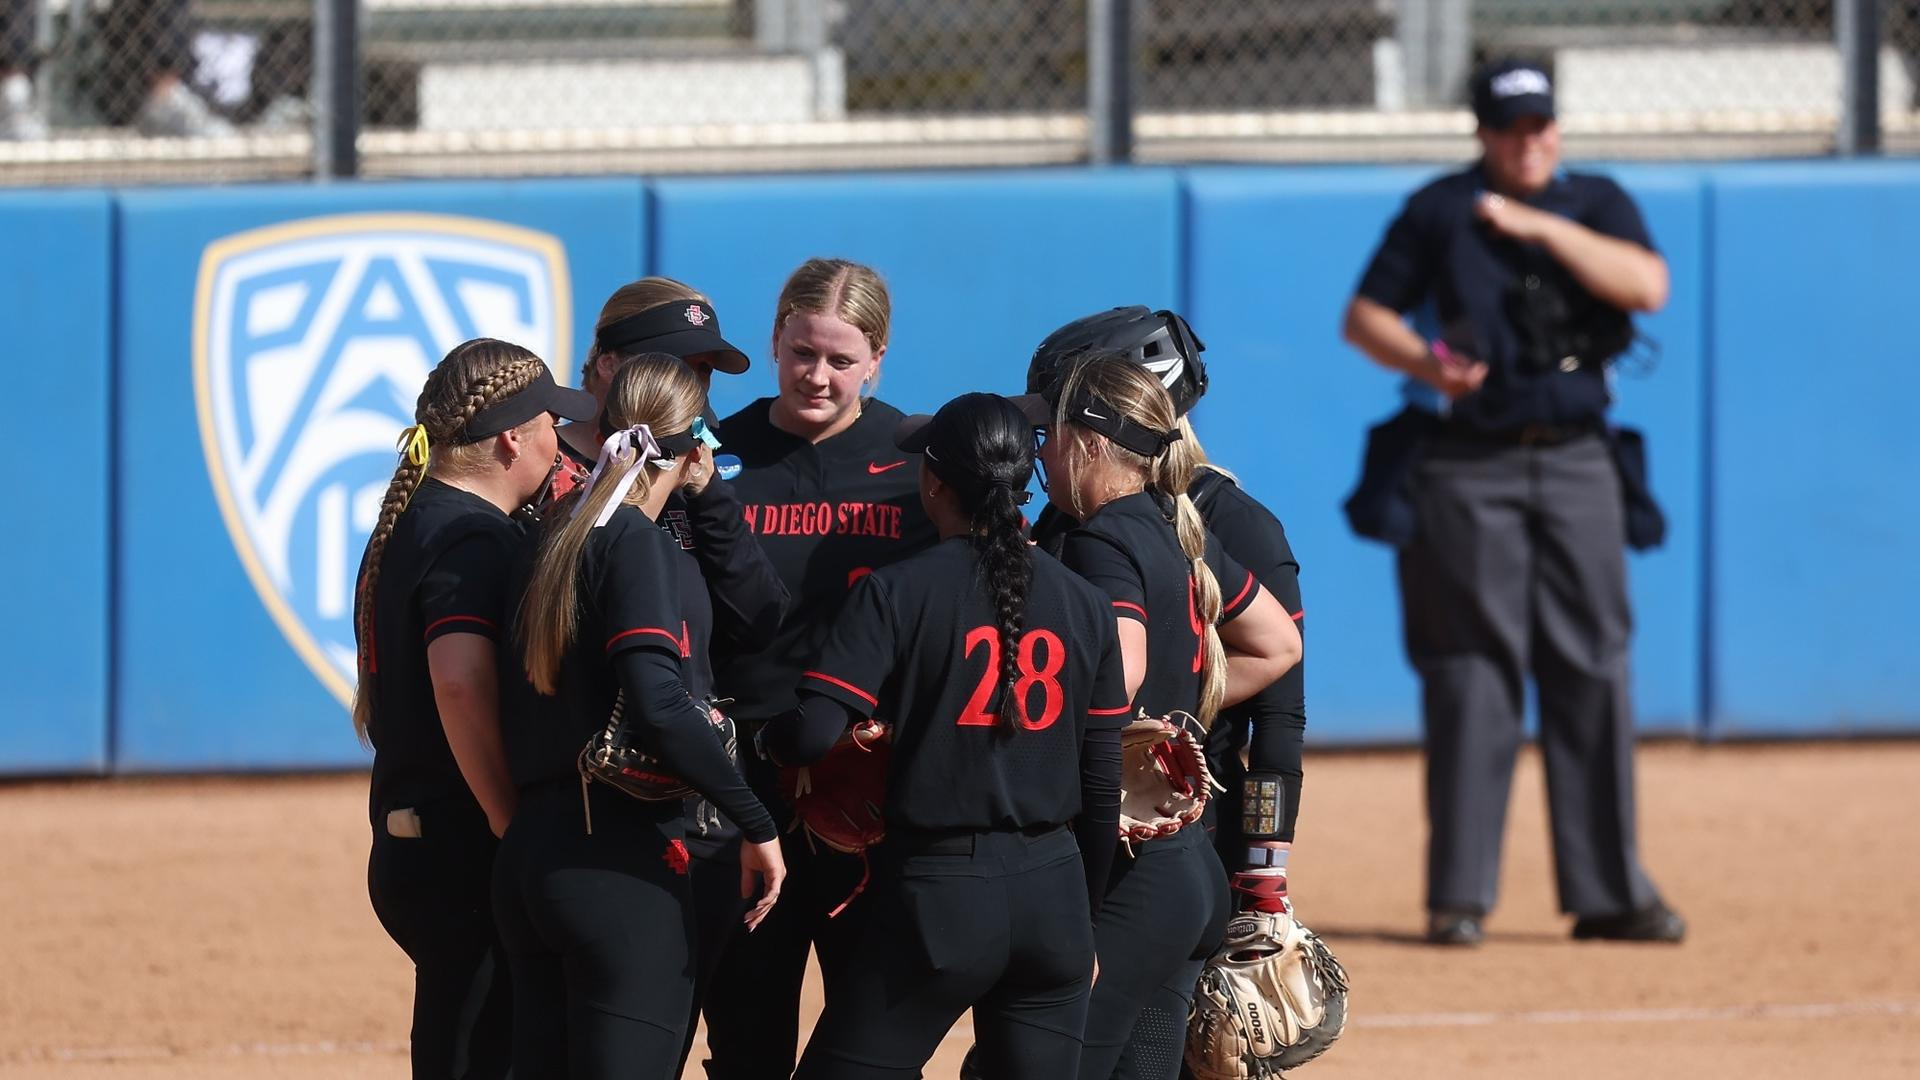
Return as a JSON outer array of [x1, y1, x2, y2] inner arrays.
[[0, 192, 113, 773], [1705, 162, 1920, 736]]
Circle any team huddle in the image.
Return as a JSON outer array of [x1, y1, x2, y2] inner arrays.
[[354, 258, 1345, 1080]]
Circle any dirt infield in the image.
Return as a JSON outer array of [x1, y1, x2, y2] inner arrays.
[[3, 741, 1917, 1079]]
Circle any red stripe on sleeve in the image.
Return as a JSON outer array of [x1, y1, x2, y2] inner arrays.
[[606, 627, 686, 653], [1088, 705, 1132, 716], [1112, 600, 1148, 620], [1290, 608, 1305, 622], [1225, 570, 1256, 614], [801, 670, 879, 707], [424, 614, 497, 639]]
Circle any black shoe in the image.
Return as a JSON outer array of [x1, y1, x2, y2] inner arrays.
[[1426, 910, 1485, 946], [1572, 901, 1686, 943]]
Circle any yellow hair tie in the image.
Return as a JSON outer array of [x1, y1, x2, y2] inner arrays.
[[395, 424, 433, 510], [397, 424, 431, 467]]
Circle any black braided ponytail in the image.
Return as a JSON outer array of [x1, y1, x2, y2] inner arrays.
[[922, 393, 1037, 731]]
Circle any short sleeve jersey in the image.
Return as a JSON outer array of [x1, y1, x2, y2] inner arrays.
[[362, 478, 522, 822], [714, 398, 940, 721], [1047, 491, 1259, 720], [1355, 164, 1656, 430], [797, 538, 1131, 832], [501, 505, 713, 788]]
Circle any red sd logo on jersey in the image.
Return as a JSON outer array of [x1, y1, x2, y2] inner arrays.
[[193, 213, 571, 707]]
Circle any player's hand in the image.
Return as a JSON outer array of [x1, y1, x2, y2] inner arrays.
[[740, 837, 787, 931], [680, 458, 712, 496], [1231, 869, 1293, 915], [1424, 345, 1488, 401], [846, 719, 888, 750], [1474, 191, 1555, 243]]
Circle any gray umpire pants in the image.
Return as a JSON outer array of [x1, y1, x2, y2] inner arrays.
[[1397, 430, 1661, 919]]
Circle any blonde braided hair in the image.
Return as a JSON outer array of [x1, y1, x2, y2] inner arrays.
[[350, 338, 549, 745]]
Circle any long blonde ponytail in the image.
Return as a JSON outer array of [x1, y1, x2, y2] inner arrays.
[[520, 354, 707, 694]]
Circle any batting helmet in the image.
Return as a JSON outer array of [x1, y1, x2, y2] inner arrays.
[[1027, 306, 1209, 416]]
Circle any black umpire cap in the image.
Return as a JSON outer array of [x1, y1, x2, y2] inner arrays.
[[1471, 58, 1556, 130]]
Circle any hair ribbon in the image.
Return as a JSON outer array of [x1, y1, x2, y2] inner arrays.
[[395, 424, 433, 509], [573, 424, 665, 528]]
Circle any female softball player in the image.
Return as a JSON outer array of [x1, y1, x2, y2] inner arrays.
[[354, 337, 598, 1078], [491, 354, 787, 1080], [1026, 308, 1310, 917], [550, 278, 787, 1070], [762, 392, 1128, 1080], [702, 257, 940, 1080], [1013, 355, 1302, 1080]]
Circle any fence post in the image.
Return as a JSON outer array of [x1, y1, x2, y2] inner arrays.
[[312, 0, 362, 179], [1836, 0, 1883, 156], [1087, 0, 1134, 164]]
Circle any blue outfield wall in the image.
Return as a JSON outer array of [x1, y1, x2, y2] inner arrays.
[[0, 161, 1914, 774], [1, 192, 114, 773]]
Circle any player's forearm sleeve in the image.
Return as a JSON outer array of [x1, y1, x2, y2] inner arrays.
[[1076, 721, 1122, 922], [761, 691, 860, 767], [612, 648, 776, 843], [682, 481, 789, 656]]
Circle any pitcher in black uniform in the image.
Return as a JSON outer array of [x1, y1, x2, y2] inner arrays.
[[703, 257, 941, 1079], [759, 393, 1126, 1079], [553, 278, 787, 1068], [1026, 308, 1311, 921], [354, 338, 598, 1078], [1012, 355, 1303, 1080], [493, 354, 787, 1080]]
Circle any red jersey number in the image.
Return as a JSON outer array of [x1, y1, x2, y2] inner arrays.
[[957, 626, 1067, 731]]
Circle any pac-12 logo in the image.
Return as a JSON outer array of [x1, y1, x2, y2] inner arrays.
[[193, 213, 572, 707]]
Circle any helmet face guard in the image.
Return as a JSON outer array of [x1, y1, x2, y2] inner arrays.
[[1027, 306, 1208, 416]]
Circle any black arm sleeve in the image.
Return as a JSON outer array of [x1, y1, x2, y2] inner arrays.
[[679, 481, 789, 658], [611, 647, 778, 844], [1208, 488, 1307, 842], [762, 690, 862, 768], [1076, 722, 1121, 922]]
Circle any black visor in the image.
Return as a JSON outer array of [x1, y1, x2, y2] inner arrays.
[[595, 300, 750, 375], [1005, 389, 1178, 459], [462, 366, 599, 443]]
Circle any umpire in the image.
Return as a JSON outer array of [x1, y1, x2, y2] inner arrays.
[[1340, 59, 1683, 946]]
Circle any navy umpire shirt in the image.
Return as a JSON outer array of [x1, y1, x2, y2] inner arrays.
[[1355, 163, 1657, 431]]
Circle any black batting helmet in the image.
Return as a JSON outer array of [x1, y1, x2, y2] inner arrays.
[[1026, 306, 1209, 416]]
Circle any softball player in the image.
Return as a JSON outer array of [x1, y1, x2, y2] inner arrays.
[[765, 392, 1127, 1080], [1027, 308, 1310, 916], [354, 338, 598, 1078], [491, 354, 786, 1080], [1012, 355, 1303, 1080], [551, 278, 788, 1068], [702, 257, 940, 1079]]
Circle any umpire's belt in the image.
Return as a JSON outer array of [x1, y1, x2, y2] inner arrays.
[[1439, 417, 1602, 448]]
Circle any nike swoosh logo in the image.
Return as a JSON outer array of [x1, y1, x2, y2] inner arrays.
[[867, 460, 907, 474], [1081, 406, 1109, 421]]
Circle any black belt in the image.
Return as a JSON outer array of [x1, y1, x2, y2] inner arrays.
[[1440, 418, 1603, 448], [890, 823, 1065, 856]]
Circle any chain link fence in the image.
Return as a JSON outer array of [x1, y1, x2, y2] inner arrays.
[[0, 0, 1914, 184]]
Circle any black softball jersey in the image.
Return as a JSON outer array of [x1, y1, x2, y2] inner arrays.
[[714, 398, 939, 722], [362, 477, 523, 825], [499, 506, 775, 844], [1047, 491, 1258, 719]]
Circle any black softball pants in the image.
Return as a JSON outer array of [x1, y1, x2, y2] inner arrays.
[[492, 783, 696, 1080], [677, 835, 747, 1074], [1080, 824, 1230, 1080], [700, 749, 873, 1080], [794, 826, 1096, 1080], [366, 801, 512, 1080]]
